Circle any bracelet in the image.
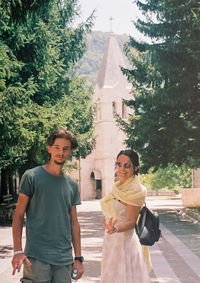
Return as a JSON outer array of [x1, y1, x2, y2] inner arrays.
[[14, 250, 24, 256], [113, 225, 118, 233]]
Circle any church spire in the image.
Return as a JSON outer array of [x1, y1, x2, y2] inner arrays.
[[96, 34, 128, 89]]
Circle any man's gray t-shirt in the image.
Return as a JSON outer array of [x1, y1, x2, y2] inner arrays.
[[19, 166, 80, 265]]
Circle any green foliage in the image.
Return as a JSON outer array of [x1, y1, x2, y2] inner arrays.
[[118, 0, 200, 171], [140, 164, 192, 191], [0, 0, 94, 178]]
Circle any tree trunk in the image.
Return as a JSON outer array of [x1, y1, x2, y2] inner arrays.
[[8, 168, 14, 195], [0, 168, 8, 200]]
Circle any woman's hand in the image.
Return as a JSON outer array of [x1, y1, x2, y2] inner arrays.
[[100, 205, 141, 234], [100, 217, 118, 234]]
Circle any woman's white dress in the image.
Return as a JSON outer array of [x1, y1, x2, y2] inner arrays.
[[101, 200, 150, 283]]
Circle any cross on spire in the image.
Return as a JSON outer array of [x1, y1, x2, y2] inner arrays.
[[109, 17, 114, 32]]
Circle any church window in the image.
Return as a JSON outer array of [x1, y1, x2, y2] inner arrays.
[[112, 101, 117, 116], [122, 101, 127, 119], [95, 102, 101, 121], [98, 103, 101, 120]]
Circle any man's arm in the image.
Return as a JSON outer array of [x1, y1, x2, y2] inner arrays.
[[70, 205, 84, 280], [12, 193, 32, 275]]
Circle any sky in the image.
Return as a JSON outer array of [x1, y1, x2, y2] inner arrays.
[[78, 0, 145, 39]]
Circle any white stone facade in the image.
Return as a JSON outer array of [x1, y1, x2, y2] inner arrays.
[[79, 34, 133, 200]]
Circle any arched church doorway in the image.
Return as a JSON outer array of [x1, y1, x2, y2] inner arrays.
[[90, 171, 102, 199]]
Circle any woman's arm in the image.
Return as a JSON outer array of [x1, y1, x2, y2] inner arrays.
[[116, 203, 141, 232], [100, 202, 141, 234]]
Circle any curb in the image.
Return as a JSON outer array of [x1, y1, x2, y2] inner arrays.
[[182, 208, 200, 223]]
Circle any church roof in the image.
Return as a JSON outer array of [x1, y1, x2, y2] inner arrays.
[[96, 33, 128, 89]]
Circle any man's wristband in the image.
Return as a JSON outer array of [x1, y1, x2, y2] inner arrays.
[[14, 250, 24, 256], [75, 256, 84, 263]]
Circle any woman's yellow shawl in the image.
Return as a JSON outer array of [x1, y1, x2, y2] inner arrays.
[[100, 175, 146, 220], [100, 175, 152, 271]]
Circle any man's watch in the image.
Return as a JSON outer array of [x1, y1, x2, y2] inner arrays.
[[75, 256, 84, 263]]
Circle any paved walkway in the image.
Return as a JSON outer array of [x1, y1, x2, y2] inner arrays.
[[1, 198, 200, 283]]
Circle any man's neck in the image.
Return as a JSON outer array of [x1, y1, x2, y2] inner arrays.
[[43, 162, 64, 177]]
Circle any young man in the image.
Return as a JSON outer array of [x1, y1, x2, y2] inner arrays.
[[12, 129, 84, 283]]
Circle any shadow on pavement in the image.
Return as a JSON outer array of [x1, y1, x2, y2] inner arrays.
[[78, 210, 104, 282], [0, 245, 12, 259]]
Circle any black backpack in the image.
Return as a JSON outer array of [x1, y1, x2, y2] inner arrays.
[[135, 204, 161, 246]]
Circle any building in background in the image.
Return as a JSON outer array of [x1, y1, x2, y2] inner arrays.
[[192, 169, 200, 188], [79, 33, 132, 200]]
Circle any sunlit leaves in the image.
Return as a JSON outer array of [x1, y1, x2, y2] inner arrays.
[[0, 0, 94, 174]]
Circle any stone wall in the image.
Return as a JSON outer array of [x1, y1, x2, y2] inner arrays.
[[192, 169, 200, 188]]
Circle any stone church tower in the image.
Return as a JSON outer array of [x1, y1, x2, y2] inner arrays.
[[80, 33, 132, 200]]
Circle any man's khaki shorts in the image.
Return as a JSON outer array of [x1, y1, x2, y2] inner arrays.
[[20, 257, 72, 283]]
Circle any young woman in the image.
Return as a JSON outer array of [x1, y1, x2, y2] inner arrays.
[[100, 149, 151, 283]]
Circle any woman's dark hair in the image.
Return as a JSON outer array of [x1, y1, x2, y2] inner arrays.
[[117, 149, 139, 175], [47, 129, 78, 150]]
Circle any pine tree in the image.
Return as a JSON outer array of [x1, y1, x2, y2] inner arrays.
[[0, 0, 94, 196], [119, 0, 200, 171]]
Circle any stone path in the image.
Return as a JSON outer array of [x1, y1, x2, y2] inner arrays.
[[1, 198, 200, 283]]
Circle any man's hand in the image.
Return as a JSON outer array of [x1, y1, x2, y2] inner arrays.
[[12, 253, 32, 275], [72, 260, 84, 280]]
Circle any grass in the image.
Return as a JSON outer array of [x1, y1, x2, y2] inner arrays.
[[190, 207, 200, 213]]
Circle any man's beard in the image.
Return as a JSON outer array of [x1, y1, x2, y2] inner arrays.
[[54, 160, 65, 165]]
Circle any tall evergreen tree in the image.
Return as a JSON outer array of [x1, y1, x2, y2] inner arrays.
[[119, 0, 200, 172], [0, 0, 94, 196]]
